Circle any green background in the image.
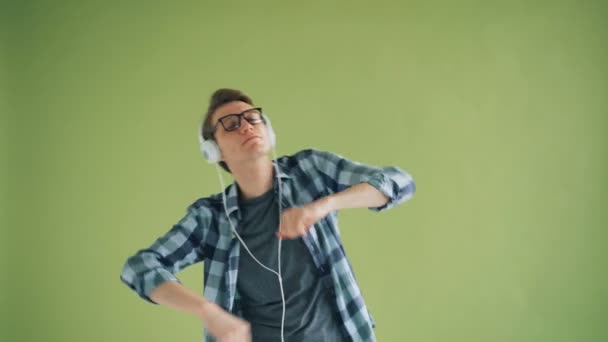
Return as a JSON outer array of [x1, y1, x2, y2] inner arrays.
[[3, 1, 607, 341]]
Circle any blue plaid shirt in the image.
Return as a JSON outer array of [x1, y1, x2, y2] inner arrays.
[[120, 149, 415, 341]]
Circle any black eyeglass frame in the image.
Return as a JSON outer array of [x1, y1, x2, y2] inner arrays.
[[212, 107, 264, 133]]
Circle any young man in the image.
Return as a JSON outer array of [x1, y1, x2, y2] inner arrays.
[[120, 88, 416, 342]]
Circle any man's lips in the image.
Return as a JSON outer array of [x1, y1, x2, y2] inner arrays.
[[242, 136, 261, 145]]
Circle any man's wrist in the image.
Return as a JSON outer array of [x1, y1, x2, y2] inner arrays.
[[195, 298, 211, 321], [319, 194, 335, 214]]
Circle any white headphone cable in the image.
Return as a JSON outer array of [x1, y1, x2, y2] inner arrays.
[[214, 149, 286, 342], [272, 148, 286, 342]]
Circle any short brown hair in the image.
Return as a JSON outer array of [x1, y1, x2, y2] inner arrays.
[[201, 88, 254, 173]]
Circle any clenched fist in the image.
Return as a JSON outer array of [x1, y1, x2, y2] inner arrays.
[[277, 197, 332, 240], [201, 301, 251, 342]]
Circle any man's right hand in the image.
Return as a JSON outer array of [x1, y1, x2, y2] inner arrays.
[[198, 301, 251, 342], [148, 281, 251, 342]]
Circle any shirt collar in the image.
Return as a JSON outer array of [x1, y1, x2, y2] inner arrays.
[[224, 162, 291, 219]]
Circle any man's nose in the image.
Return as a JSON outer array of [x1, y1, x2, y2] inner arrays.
[[238, 118, 255, 133]]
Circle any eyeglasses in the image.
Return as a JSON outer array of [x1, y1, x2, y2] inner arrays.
[[213, 107, 264, 133]]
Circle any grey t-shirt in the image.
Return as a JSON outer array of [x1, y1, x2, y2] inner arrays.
[[236, 185, 346, 342]]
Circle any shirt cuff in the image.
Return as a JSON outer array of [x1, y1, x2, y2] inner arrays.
[[140, 269, 181, 304]]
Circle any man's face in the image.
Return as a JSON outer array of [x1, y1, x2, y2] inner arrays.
[[210, 101, 272, 165]]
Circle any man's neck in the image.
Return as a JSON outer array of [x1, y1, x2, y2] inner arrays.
[[230, 157, 274, 200]]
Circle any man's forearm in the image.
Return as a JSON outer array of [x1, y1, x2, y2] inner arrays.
[[150, 280, 251, 339], [324, 182, 389, 211], [149, 280, 208, 319]]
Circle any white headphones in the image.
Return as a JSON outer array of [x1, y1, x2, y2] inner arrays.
[[198, 114, 277, 164]]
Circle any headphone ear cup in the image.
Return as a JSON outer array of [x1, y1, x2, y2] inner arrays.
[[200, 138, 221, 163], [263, 114, 276, 147]]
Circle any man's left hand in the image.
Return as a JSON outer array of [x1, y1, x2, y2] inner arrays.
[[277, 197, 332, 240]]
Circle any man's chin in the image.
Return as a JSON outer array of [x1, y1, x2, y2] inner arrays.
[[240, 146, 271, 159], [244, 141, 271, 153]]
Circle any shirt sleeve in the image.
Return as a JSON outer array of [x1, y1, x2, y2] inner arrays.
[[306, 149, 416, 212], [119, 204, 208, 304]]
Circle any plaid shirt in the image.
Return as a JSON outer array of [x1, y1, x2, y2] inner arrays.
[[120, 148, 415, 342]]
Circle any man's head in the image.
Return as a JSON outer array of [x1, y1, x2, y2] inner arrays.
[[201, 88, 273, 173]]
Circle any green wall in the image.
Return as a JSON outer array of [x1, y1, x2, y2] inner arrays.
[[3, 1, 607, 341]]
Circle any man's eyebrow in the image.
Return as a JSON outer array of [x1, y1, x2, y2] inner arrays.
[[221, 108, 254, 118], [216, 113, 237, 121]]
